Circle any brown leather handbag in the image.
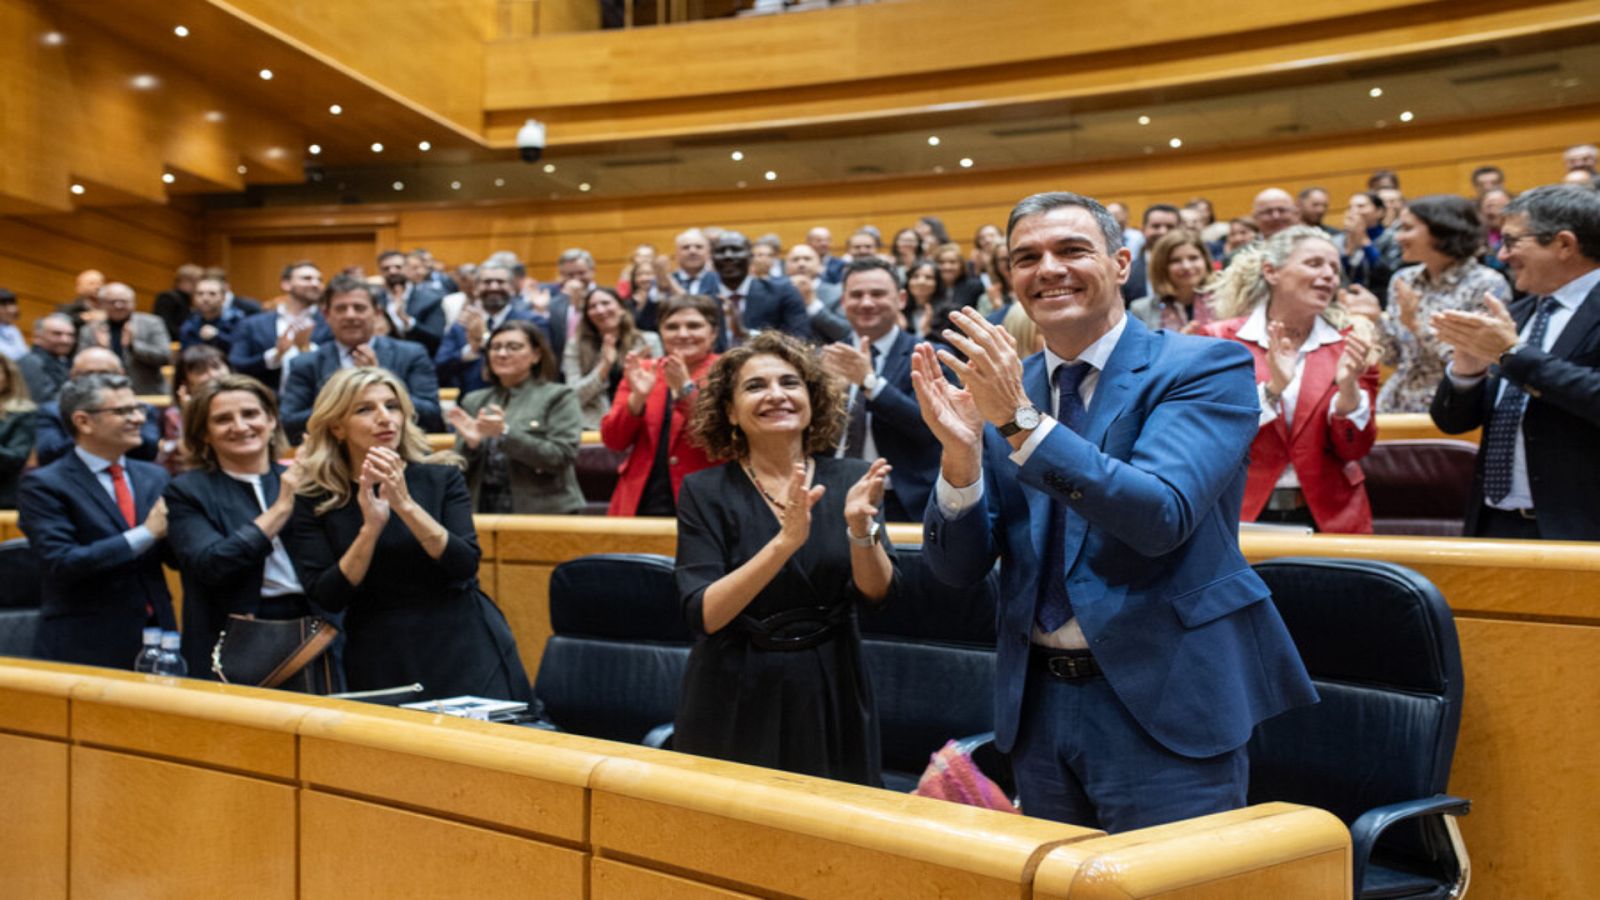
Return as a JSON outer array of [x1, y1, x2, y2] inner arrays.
[[211, 615, 339, 694]]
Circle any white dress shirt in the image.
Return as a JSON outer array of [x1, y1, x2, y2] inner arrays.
[[74, 446, 155, 554]]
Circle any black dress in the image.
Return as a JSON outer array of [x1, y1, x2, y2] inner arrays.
[[673, 456, 895, 786], [286, 463, 532, 702]]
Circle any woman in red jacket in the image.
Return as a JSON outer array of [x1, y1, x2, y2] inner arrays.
[[1199, 226, 1379, 533], [600, 293, 721, 516]]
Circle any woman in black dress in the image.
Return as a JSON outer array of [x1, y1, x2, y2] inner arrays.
[[286, 367, 531, 702], [674, 332, 896, 786]]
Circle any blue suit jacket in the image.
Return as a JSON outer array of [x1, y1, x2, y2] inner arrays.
[[177, 307, 246, 352], [858, 329, 940, 521], [279, 337, 444, 441], [18, 452, 175, 667], [433, 309, 544, 392], [715, 277, 812, 351], [922, 317, 1316, 757], [382, 284, 447, 356], [33, 402, 161, 466], [227, 310, 335, 383]]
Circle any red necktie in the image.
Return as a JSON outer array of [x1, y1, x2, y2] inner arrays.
[[108, 463, 137, 528]]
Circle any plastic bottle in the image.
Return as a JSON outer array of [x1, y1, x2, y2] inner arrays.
[[133, 627, 162, 673], [151, 630, 187, 677]]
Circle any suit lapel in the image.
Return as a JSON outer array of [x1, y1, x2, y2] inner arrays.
[[1080, 316, 1152, 447], [1290, 340, 1339, 443], [1549, 283, 1600, 359], [64, 453, 131, 532]]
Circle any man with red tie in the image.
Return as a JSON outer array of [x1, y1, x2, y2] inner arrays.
[[17, 373, 175, 668]]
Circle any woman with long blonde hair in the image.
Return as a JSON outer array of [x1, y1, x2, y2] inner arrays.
[[285, 367, 531, 701]]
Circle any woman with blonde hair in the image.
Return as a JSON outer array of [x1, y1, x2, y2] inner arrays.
[[0, 354, 37, 509], [285, 367, 531, 701], [1198, 226, 1380, 533], [673, 331, 896, 785]]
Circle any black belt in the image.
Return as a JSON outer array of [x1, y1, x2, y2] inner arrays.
[[1030, 644, 1103, 680], [734, 606, 850, 652]]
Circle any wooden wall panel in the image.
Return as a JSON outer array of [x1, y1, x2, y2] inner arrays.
[[222, 232, 381, 302], [71, 701, 299, 779], [0, 733, 67, 900], [70, 746, 296, 899], [591, 858, 759, 899]]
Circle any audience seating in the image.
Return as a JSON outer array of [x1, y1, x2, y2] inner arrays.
[[1249, 557, 1469, 900], [535, 553, 693, 744], [0, 538, 42, 658], [1362, 440, 1479, 536], [575, 443, 626, 516]]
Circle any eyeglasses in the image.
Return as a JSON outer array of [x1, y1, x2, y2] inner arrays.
[[84, 405, 145, 419], [1501, 232, 1553, 249]]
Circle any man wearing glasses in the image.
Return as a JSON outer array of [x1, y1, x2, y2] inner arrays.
[[32, 348, 162, 465], [78, 282, 172, 396], [17, 372, 175, 668]]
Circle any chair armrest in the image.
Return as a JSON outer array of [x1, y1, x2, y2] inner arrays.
[[1350, 794, 1471, 894], [642, 722, 675, 749]]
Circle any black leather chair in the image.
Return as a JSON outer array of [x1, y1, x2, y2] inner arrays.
[[535, 553, 692, 744], [1251, 557, 1469, 900], [860, 544, 1003, 793], [575, 444, 626, 516], [1362, 440, 1478, 536], [0, 538, 43, 659]]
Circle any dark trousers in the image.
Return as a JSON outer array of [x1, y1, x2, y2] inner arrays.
[[1474, 505, 1542, 539], [1009, 664, 1248, 833]]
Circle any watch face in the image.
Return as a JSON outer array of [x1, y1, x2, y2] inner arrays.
[[1015, 406, 1041, 429]]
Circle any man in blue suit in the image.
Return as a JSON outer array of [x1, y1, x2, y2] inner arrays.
[[279, 275, 444, 442], [820, 258, 939, 522], [710, 231, 811, 350], [376, 250, 446, 356], [228, 260, 333, 391], [434, 262, 542, 392], [914, 192, 1315, 832], [33, 348, 162, 465], [18, 373, 175, 668]]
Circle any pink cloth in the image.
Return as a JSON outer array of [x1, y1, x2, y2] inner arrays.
[[912, 740, 1017, 813]]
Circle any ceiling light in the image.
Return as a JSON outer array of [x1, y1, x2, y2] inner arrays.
[[764, 170, 777, 181], [258, 69, 273, 80], [308, 144, 321, 155], [450, 181, 462, 190], [543, 163, 556, 173], [237, 165, 248, 174], [927, 136, 940, 146], [41, 32, 65, 47], [203, 110, 225, 122], [173, 25, 189, 37], [392, 181, 405, 191], [69, 183, 85, 195], [329, 104, 342, 115], [418, 141, 431, 152], [959, 158, 974, 168], [579, 183, 592, 192], [934, 165, 946, 174], [1138, 115, 1151, 125], [162, 173, 176, 184], [370, 142, 383, 153], [1168, 137, 1183, 149], [1369, 87, 1383, 98], [130, 74, 159, 90], [736, 180, 748, 188], [494, 178, 505, 187], [1399, 110, 1414, 122], [730, 150, 744, 161]]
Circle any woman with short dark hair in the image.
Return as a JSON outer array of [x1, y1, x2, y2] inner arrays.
[[1376, 194, 1511, 412]]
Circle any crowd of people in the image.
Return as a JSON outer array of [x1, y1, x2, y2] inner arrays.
[[1, 142, 1596, 832]]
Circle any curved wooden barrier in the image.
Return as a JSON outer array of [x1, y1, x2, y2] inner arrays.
[[0, 660, 1347, 898]]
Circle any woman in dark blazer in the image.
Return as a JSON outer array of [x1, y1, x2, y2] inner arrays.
[[448, 320, 585, 514], [163, 374, 316, 680], [0, 355, 37, 509], [286, 367, 531, 701], [600, 294, 721, 517], [931, 242, 985, 310]]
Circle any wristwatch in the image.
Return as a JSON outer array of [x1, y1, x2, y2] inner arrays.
[[861, 371, 882, 395], [998, 404, 1042, 437], [848, 520, 881, 548]]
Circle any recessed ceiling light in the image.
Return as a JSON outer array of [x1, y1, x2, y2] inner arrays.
[[1369, 87, 1383, 98], [1138, 115, 1151, 125], [764, 170, 777, 181], [161, 173, 176, 184], [927, 136, 940, 147], [308, 144, 321, 155], [130, 74, 159, 90], [450, 181, 462, 190], [237, 165, 248, 174], [578, 182, 592, 192], [736, 180, 748, 188], [203, 110, 225, 122], [1399, 110, 1415, 122], [934, 165, 946, 174], [494, 178, 505, 187], [418, 141, 431, 152], [69, 183, 85, 195], [328, 104, 343, 115], [173, 25, 189, 37], [370, 142, 383, 153], [258, 69, 273, 80], [392, 181, 405, 191], [41, 32, 64, 47], [542, 163, 556, 173], [730, 150, 744, 161], [1169, 137, 1183, 149], [959, 158, 974, 168]]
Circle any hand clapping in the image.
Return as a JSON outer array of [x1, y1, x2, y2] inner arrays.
[[845, 458, 891, 536]]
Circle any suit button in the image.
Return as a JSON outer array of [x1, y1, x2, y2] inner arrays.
[[1069, 490, 1083, 501], [668, 455, 679, 465]]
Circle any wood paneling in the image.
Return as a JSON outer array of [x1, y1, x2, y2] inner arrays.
[[591, 858, 759, 900], [0, 733, 67, 900], [70, 746, 296, 899], [222, 232, 381, 303], [71, 700, 299, 779]]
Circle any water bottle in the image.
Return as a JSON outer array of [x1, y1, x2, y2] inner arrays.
[[152, 630, 187, 677], [133, 627, 162, 673]]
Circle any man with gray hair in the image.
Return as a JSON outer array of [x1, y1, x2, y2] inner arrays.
[[33, 347, 163, 465], [1564, 143, 1597, 174], [18, 314, 76, 402], [78, 282, 171, 395], [18, 372, 175, 668]]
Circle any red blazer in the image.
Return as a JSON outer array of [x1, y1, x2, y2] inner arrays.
[[1201, 317, 1378, 534], [599, 354, 719, 516]]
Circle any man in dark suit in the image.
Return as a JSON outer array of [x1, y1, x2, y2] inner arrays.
[[807, 226, 847, 285], [34, 348, 162, 465], [203, 267, 263, 317], [819, 258, 939, 522], [1431, 184, 1600, 540], [17, 314, 77, 403], [914, 192, 1315, 832], [228, 260, 333, 391], [18, 373, 175, 668], [435, 262, 542, 392], [152, 263, 203, 338], [176, 276, 246, 352], [280, 274, 443, 442], [710, 231, 811, 350], [1120, 204, 1180, 305], [377, 250, 446, 355], [671, 228, 721, 296]]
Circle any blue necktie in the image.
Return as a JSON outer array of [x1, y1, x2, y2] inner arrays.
[[1482, 297, 1557, 504], [1036, 362, 1091, 633]]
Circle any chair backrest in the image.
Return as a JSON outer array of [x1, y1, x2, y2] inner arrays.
[[1248, 558, 1464, 873], [1362, 440, 1478, 536], [536, 553, 692, 744], [0, 608, 40, 658], [0, 537, 43, 609], [575, 444, 626, 515]]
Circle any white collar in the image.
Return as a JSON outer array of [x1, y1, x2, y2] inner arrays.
[[1236, 303, 1342, 350], [1043, 313, 1127, 376], [1550, 266, 1600, 311]]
